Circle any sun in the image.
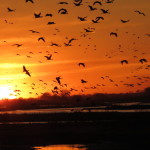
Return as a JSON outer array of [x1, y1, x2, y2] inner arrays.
[[0, 86, 16, 100]]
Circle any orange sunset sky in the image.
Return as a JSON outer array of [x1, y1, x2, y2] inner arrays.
[[0, 0, 150, 99]]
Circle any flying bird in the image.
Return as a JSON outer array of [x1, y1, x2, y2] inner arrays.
[[50, 42, 60, 47], [88, 5, 97, 11], [92, 16, 104, 23], [26, 0, 34, 3], [134, 10, 145, 16], [44, 54, 53, 60], [106, 0, 115, 3], [67, 38, 77, 44], [23, 65, 31, 77], [93, 1, 102, 6], [120, 19, 130, 23], [78, 63, 85, 67], [78, 16, 87, 21], [100, 9, 109, 14], [139, 58, 147, 64], [121, 60, 128, 65], [64, 43, 72, 46], [56, 76, 62, 85], [34, 12, 42, 18], [38, 37, 45, 42], [7, 8, 16, 12], [54, 86, 58, 90], [110, 32, 118, 37], [74, 0, 83, 6], [58, 8, 68, 14], [64, 37, 76, 46], [29, 30, 40, 33], [81, 79, 88, 83], [58, 2, 69, 4], [45, 13, 53, 17], [96, 16, 104, 20], [12, 44, 23, 47], [47, 21, 55, 25], [84, 27, 95, 33]]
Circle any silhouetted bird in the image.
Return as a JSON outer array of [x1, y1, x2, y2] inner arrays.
[[100, 9, 109, 14], [120, 19, 130, 23], [121, 60, 128, 65], [56, 76, 62, 84], [88, 5, 97, 11], [7, 8, 16, 12], [78, 63, 85, 67], [106, 0, 115, 3], [92, 16, 104, 23], [34, 12, 42, 18], [81, 79, 88, 83], [29, 30, 40, 33], [93, 1, 102, 5], [38, 37, 45, 42], [44, 54, 53, 60], [64, 37, 76, 46], [50, 42, 60, 47], [110, 32, 118, 37], [84, 28, 95, 33], [47, 21, 55, 25], [54, 86, 58, 90], [96, 16, 104, 20], [64, 43, 72, 46], [134, 10, 145, 16], [58, 8, 68, 14], [139, 58, 147, 64], [78, 16, 87, 21], [67, 38, 77, 43], [74, 0, 82, 6], [12, 44, 23, 47], [26, 0, 34, 3], [58, 2, 69, 4], [23, 65, 31, 77], [45, 13, 53, 17]]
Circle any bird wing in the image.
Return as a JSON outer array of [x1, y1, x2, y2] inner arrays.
[[26, 70, 31, 77], [7, 8, 12, 11], [93, 1, 102, 5], [58, 8, 66, 13], [23, 66, 31, 77], [56, 77, 61, 84], [23, 65, 26, 72]]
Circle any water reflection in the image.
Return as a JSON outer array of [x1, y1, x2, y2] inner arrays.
[[34, 145, 87, 150], [1, 106, 150, 115], [0, 121, 48, 125]]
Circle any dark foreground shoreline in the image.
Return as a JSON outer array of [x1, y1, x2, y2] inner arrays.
[[0, 112, 150, 150]]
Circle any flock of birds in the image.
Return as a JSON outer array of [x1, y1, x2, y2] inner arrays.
[[1, 0, 150, 98]]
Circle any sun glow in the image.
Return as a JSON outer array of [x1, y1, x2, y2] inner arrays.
[[0, 86, 16, 100]]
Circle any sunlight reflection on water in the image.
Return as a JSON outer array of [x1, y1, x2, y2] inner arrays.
[[34, 145, 87, 150], [0, 107, 150, 114], [1, 108, 150, 114]]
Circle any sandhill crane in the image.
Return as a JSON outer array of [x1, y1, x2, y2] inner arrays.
[[121, 60, 128, 65], [139, 58, 147, 64], [23, 65, 31, 77]]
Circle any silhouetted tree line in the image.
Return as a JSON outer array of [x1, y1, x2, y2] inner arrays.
[[0, 87, 150, 111]]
